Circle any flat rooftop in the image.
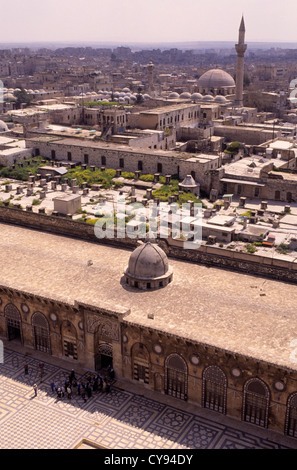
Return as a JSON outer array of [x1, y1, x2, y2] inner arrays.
[[139, 103, 199, 115], [1, 223, 297, 370], [25, 135, 207, 161]]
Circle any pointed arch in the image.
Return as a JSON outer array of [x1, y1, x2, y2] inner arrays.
[[165, 353, 188, 400], [4, 303, 22, 342], [32, 311, 51, 354], [202, 365, 227, 414], [242, 378, 270, 428], [285, 392, 297, 437]]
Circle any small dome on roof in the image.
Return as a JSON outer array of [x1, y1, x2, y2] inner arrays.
[[3, 93, 16, 101], [124, 241, 173, 290], [168, 92, 180, 99], [180, 92, 191, 99], [214, 95, 227, 103], [122, 87, 131, 93], [191, 92, 203, 100], [143, 94, 151, 100], [202, 94, 214, 101]]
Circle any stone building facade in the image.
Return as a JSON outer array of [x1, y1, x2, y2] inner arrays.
[[25, 136, 221, 193], [1, 265, 297, 439], [1, 221, 297, 441]]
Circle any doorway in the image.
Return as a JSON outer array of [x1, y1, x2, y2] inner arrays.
[[95, 343, 113, 371]]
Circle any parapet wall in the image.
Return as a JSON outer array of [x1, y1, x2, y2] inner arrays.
[[1, 205, 297, 283]]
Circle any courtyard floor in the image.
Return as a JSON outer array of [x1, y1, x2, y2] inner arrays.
[[0, 340, 296, 450]]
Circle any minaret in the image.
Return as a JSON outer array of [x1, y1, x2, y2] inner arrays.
[[147, 60, 154, 95], [234, 16, 247, 107]]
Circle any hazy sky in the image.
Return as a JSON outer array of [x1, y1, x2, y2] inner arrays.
[[1, 0, 297, 44]]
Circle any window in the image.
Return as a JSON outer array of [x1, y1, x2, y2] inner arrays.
[[157, 163, 163, 173], [165, 354, 187, 400], [243, 378, 270, 428], [84, 154, 89, 164], [119, 158, 124, 168], [101, 156, 106, 166], [51, 150, 56, 160], [202, 366, 227, 414], [67, 152, 72, 162], [138, 161, 143, 171], [286, 393, 297, 437]]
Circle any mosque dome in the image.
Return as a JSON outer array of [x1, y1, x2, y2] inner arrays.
[[197, 69, 235, 88], [191, 92, 203, 100], [124, 241, 173, 290], [143, 94, 151, 100], [168, 92, 180, 99], [0, 120, 9, 132], [180, 92, 191, 99], [214, 95, 228, 103], [3, 93, 16, 101], [202, 94, 214, 101]]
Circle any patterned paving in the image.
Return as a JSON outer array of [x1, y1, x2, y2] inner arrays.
[[0, 345, 296, 449]]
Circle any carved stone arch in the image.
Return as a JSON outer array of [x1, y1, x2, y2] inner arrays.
[[61, 320, 78, 360], [165, 353, 188, 400], [97, 342, 113, 357], [4, 303, 21, 321], [99, 319, 119, 342], [131, 342, 150, 384], [32, 311, 49, 329], [4, 303, 22, 342], [285, 392, 297, 437], [242, 378, 270, 428], [202, 365, 227, 414]]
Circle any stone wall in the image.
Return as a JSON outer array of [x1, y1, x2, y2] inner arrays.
[[25, 136, 216, 191], [121, 321, 297, 434], [214, 125, 279, 145], [1, 206, 297, 284]]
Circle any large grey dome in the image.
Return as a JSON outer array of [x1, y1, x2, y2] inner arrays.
[[124, 241, 173, 290], [197, 69, 235, 88], [128, 242, 168, 278]]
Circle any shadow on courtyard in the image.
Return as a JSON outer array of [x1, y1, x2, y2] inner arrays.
[[0, 344, 200, 449], [0, 343, 296, 449]]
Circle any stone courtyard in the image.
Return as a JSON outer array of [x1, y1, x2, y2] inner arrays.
[[0, 341, 296, 450]]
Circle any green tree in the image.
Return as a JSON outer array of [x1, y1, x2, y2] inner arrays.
[[13, 88, 33, 109]]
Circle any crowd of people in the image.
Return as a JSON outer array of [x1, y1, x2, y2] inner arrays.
[[52, 366, 115, 402], [28, 361, 115, 403]]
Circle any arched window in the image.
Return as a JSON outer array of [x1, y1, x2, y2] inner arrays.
[[242, 378, 270, 428], [285, 393, 297, 438], [32, 312, 51, 354], [4, 304, 22, 342], [202, 365, 227, 414], [165, 354, 187, 400]]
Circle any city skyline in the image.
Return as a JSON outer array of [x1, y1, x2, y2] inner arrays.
[[1, 0, 297, 45]]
